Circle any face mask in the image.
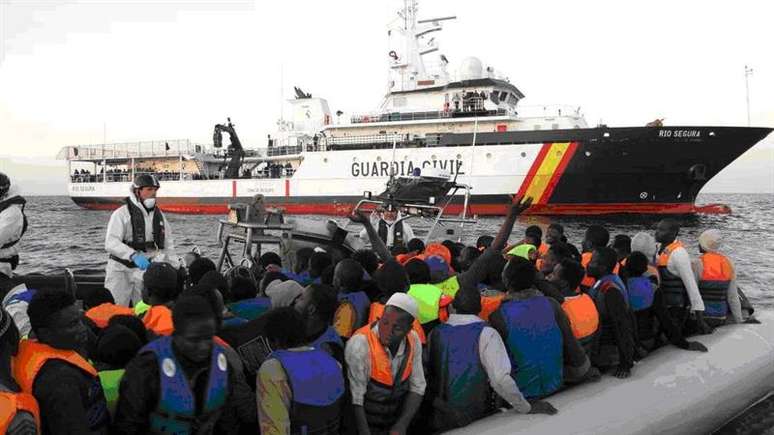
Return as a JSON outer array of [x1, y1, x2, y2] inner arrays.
[[143, 198, 156, 209]]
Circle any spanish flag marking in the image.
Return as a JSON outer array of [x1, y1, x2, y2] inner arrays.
[[516, 142, 578, 205]]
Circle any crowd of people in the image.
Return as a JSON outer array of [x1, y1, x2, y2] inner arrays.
[[0, 173, 758, 435]]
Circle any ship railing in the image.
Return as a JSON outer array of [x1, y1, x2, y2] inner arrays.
[[69, 170, 199, 183], [515, 104, 583, 119], [321, 133, 407, 147], [350, 107, 507, 124], [58, 139, 212, 161], [266, 145, 303, 157]]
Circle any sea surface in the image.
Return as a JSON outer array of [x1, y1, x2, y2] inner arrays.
[[12, 193, 774, 433], [17, 193, 774, 310]]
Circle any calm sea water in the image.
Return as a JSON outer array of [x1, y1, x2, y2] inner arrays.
[[17, 193, 774, 310], [12, 192, 774, 432]]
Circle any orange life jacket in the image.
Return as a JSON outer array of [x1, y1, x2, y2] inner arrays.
[[142, 305, 174, 336], [354, 322, 415, 386], [353, 322, 416, 429], [561, 293, 600, 340], [478, 294, 505, 321], [0, 391, 40, 434], [368, 302, 426, 344], [85, 303, 134, 328], [698, 252, 734, 321], [13, 340, 98, 394]]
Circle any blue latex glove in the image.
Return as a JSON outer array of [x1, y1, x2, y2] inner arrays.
[[132, 253, 151, 270]]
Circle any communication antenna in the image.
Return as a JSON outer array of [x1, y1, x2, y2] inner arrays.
[[744, 65, 753, 126]]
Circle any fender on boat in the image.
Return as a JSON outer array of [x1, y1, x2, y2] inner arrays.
[[446, 311, 774, 435]]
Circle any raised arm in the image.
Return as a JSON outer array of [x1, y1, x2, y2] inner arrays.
[[350, 210, 392, 262], [491, 196, 533, 252]]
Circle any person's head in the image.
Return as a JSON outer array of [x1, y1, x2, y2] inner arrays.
[[425, 256, 450, 284], [352, 249, 379, 276], [451, 287, 482, 315], [82, 287, 115, 311], [481, 254, 507, 289], [333, 259, 364, 292], [655, 219, 680, 245], [188, 284, 225, 328], [501, 256, 536, 292], [583, 225, 610, 251], [188, 257, 217, 286], [199, 270, 230, 301], [441, 240, 460, 261], [404, 258, 431, 285], [260, 270, 288, 295], [373, 261, 410, 300], [264, 307, 307, 350], [586, 247, 618, 279], [259, 252, 282, 270], [143, 262, 180, 304], [407, 238, 425, 254], [390, 245, 409, 256], [698, 229, 722, 254], [294, 247, 315, 274], [293, 283, 339, 333], [381, 209, 397, 222], [457, 246, 480, 272], [476, 235, 494, 251], [108, 315, 148, 345], [96, 325, 142, 368], [172, 295, 217, 364], [547, 258, 585, 293], [631, 232, 658, 260], [545, 223, 564, 245], [309, 251, 332, 279], [525, 225, 543, 244], [28, 289, 88, 352], [611, 234, 632, 260], [265, 279, 305, 308], [625, 251, 649, 278], [132, 174, 160, 205], [230, 276, 258, 302], [379, 294, 418, 349], [424, 243, 452, 266], [540, 242, 572, 274]]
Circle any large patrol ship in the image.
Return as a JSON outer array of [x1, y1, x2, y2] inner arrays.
[[59, 0, 772, 216]]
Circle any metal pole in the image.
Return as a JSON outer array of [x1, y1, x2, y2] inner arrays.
[[744, 65, 753, 127]]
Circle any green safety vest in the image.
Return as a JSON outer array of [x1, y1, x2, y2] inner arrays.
[[98, 368, 125, 418], [437, 275, 460, 298], [407, 284, 443, 324], [134, 300, 150, 316]]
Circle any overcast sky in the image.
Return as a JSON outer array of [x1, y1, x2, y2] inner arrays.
[[0, 0, 772, 194]]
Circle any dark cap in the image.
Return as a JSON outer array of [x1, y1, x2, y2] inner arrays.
[[143, 262, 178, 291]]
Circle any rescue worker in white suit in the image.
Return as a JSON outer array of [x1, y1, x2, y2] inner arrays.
[[0, 172, 28, 281], [105, 174, 178, 306]]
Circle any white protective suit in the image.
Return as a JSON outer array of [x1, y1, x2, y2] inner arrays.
[[0, 184, 25, 278], [104, 193, 178, 306]]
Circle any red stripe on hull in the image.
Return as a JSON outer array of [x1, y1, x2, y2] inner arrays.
[[74, 200, 732, 216], [515, 142, 551, 198], [539, 141, 578, 204]]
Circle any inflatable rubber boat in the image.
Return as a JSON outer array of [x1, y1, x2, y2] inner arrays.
[[446, 311, 774, 435]]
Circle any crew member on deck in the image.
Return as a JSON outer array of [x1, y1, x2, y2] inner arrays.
[[104, 174, 178, 307], [0, 173, 28, 281], [359, 208, 415, 249]]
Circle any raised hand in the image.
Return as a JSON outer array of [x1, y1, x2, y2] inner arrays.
[[509, 195, 533, 216]]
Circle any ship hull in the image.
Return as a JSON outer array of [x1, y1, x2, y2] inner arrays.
[[67, 126, 772, 216]]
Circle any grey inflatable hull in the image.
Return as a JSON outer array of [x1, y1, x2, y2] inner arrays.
[[447, 311, 774, 435]]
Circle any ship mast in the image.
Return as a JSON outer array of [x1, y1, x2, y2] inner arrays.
[[386, 0, 455, 96]]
